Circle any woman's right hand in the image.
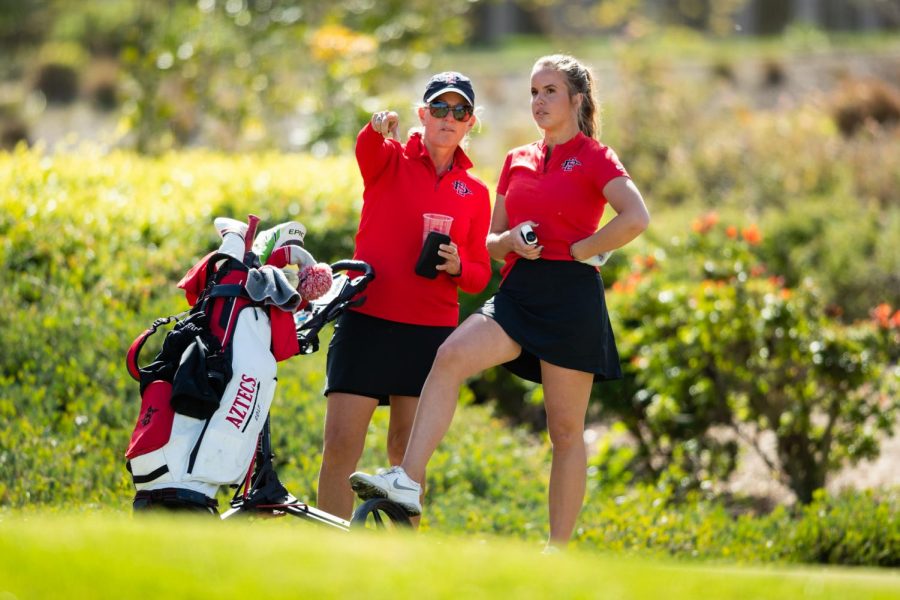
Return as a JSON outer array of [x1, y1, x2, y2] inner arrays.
[[371, 110, 399, 140], [509, 221, 542, 260]]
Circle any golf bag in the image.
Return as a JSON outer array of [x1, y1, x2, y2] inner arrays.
[[124, 216, 328, 513]]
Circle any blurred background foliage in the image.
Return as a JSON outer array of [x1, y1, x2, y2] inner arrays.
[[2, 0, 897, 156], [1, 0, 478, 153], [1, 0, 899, 558]]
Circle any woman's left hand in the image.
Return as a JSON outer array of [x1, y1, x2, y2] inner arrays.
[[436, 242, 462, 276]]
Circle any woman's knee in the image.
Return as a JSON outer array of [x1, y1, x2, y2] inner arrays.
[[433, 337, 473, 376], [321, 426, 366, 467], [547, 425, 584, 452]]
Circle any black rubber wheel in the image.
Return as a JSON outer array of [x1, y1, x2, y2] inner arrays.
[[350, 498, 412, 530]]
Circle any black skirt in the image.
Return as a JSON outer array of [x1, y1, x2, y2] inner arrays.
[[325, 310, 454, 405], [476, 259, 622, 384]]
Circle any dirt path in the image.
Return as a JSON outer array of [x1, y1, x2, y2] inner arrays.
[[585, 423, 900, 505]]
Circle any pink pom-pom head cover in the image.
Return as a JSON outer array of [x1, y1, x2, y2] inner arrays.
[[299, 263, 333, 300]]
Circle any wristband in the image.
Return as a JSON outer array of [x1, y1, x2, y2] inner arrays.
[[579, 251, 612, 267]]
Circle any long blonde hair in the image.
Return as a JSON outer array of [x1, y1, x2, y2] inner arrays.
[[533, 54, 600, 139]]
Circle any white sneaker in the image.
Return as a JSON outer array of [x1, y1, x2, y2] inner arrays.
[[349, 466, 422, 516]]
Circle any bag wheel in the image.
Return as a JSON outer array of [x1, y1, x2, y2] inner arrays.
[[350, 498, 412, 530]]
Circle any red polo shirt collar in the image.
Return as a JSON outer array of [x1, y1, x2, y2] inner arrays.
[[404, 131, 474, 172], [537, 131, 588, 157]]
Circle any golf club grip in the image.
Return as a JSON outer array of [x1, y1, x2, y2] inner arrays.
[[244, 214, 260, 253]]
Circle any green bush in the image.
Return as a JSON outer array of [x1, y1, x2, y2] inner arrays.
[[758, 198, 900, 321], [578, 483, 899, 567], [601, 55, 900, 321], [604, 214, 900, 503]]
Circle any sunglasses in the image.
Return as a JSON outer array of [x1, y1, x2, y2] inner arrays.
[[428, 101, 474, 122]]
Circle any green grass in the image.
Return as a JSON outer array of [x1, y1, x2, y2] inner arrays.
[[1, 513, 898, 599]]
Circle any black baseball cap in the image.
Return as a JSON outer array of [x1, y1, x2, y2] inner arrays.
[[423, 71, 475, 106]]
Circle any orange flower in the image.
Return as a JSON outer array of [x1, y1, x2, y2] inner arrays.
[[891, 310, 900, 329], [871, 303, 892, 328], [741, 224, 762, 245], [692, 211, 719, 234], [780, 288, 792, 300], [726, 225, 738, 239], [750, 264, 766, 277], [644, 255, 657, 269]]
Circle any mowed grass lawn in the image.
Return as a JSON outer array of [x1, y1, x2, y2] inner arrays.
[[1, 513, 898, 599]]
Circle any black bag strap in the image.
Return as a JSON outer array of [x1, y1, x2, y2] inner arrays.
[[125, 312, 189, 382]]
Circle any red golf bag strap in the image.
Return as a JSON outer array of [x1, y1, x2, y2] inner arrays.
[[125, 314, 185, 381]]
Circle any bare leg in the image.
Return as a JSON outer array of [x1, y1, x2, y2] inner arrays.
[[317, 393, 378, 520], [541, 361, 593, 548], [401, 315, 522, 482], [387, 395, 422, 527], [387, 395, 418, 466]]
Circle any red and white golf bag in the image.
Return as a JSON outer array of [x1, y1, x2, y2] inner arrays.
[[124, 216, 331, 513]]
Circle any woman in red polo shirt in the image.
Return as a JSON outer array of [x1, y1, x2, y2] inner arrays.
[[317, 72, 492, 520], [351, 55, 650, 550]]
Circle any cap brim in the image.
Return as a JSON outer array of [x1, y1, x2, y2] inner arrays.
[[425, 86, 474, 106]]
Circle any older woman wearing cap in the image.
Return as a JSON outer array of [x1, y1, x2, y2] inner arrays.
[[316, 72, 492, 521]]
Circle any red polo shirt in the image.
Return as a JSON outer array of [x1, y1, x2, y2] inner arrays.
[[351, 124, 492, 326], [496, 132, 629, 277]]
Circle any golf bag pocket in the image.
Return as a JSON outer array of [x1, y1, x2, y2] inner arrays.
[[125, 380, 175, 460], [170, 336, 232, 420], [188, 306, 278, 485]]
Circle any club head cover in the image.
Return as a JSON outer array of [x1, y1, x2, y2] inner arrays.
[[298, 263, 333, 301], [214, 217, 250, 261], [252, 221, 308, 264]]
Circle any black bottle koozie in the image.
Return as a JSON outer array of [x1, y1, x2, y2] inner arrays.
[[415, 231, 451, 279]]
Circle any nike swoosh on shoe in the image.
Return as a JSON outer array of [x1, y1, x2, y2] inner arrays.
[[392, 479, 419, 492]]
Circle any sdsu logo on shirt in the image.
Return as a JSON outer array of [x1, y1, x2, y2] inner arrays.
[[452, 180, 473, 197], [562, 158, 582, 172]]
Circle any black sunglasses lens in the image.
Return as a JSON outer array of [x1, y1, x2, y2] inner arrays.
[[451, 106, 472, 121], [429, 102, 471, 121], [429, 103, 450, 118]]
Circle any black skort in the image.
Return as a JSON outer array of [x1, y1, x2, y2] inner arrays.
[[477, 258, 622, 384], [325, 310, 454, 405]]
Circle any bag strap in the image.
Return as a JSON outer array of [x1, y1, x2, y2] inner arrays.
[[125, 311, 189, 382]]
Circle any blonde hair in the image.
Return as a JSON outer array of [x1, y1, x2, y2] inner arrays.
[[533, 54, 601, 139]]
